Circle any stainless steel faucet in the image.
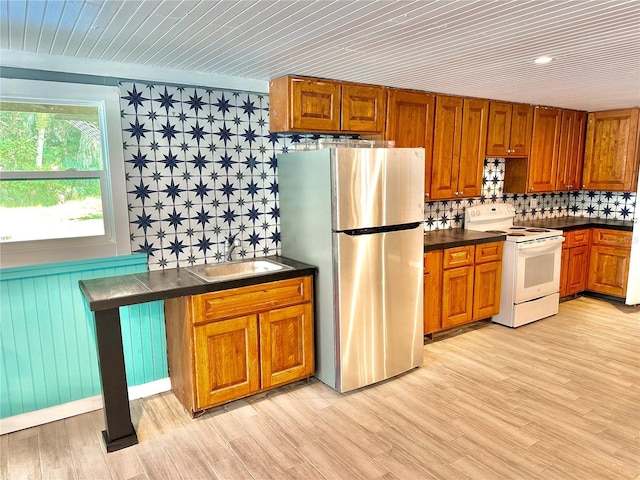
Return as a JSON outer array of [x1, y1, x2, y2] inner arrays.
[[225, 234, 241, 262]]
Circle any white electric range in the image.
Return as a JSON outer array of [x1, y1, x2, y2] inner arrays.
[[465, 203, 565, 327]]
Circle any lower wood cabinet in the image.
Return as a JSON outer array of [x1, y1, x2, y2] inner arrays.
[[165, 276, 314, 416], [442, 262, 474, 329], [560, 229, 590, 297], [425, 241, 503, 334], [423, 250, 443, 335], [559, 228, 631, 299], [587, 229, 632, 297]]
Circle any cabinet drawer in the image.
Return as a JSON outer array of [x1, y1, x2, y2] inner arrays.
[[443, 245, 475, 268], [191, 276, 312, 323], [591, 229, 632, 248], [566, 229, 591, 248], [474, 242, 503, 264]]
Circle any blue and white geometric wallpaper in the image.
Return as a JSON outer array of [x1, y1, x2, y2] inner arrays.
[[119, 82, 351, 270], [119, 82, 636, 269]]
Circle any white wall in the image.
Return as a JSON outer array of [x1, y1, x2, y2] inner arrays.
[[0, 50, 269, 93], [626, 168, 640, 305]]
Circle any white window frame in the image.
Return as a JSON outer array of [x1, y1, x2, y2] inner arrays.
[[0, 78, 130, 267]]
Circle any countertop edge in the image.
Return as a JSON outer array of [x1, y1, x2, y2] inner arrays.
[[513, 217, 634, 232], [79, 256, 318, 312], [423, 230, 505, 252]]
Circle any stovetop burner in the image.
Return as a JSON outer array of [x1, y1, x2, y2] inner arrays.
[[464, 203, 564, 243]]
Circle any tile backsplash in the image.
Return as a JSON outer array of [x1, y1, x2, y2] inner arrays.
[[119, 82, 350, 270], [119, 82, 636, 269], [423, 158, 637, 231]]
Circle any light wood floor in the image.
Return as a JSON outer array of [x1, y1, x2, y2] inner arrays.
[[2, 296, 639, 480]]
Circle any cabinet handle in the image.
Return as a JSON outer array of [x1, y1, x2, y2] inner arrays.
[[530, 187, 534, 191], [425, 192, 430, 198], [582, 184, 585, 188], [459, 191, 464, 195]]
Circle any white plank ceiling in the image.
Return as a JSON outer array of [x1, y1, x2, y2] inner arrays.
[[1, 0, 639, 111]]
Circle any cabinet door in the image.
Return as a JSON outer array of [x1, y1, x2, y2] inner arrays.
[[291, 77, 341, 132], [341, 84, 386, 133], [560, 248, 569, 297], [194, 315, 260, 410], [557, 110, 587, 191], [385, 89, 436, 200], [442, 265, 474, 328], [509, 104, 534, 156], [528, 106, 562, 192], [582, 108, 640, 191], [432, 95, 463, 200], [486, 101, 512, 157], [458, 98, 489, 198], [472, 261, 502, 320], [260, 303, 314, 389], [567, 245, 589, 295], [587, 245, 630, 297], [424, 251, 443, 335]]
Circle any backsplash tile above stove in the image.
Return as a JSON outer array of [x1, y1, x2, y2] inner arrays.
[[423, 158, 636, 231]]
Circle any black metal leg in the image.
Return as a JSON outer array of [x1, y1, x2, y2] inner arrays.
[[93, 308, 138, 452]]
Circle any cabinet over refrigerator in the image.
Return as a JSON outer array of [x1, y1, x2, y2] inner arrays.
[[279, 144, 425, 392]]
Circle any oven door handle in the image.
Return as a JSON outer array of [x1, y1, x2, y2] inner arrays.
[[515, 237, 565, 253]]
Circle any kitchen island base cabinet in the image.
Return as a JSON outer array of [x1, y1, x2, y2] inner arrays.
[[165, 276, 314, 417]]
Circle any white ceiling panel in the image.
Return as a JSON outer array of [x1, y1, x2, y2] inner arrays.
[[1, 0, 638, 111]]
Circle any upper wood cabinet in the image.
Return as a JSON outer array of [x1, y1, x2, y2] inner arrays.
[[431, 95, 488, 200], [385, 89, 436, 199], [582, 108, 640, 192], [341, 83, 387, 133], [472, 242, 503, 321], [557, 109, 587, 191], [527, 106, 563, 193], [486, 102, 533, 157], [459, 98, 490, 198], [269, 75, 386, 134]]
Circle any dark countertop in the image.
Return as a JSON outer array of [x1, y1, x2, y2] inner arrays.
[[514, 216, 634, 232], [79, 256, 317, 311], [424, 228, 505, 252]]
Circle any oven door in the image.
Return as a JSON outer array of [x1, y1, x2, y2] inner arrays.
[[514, 237, 564, 304]]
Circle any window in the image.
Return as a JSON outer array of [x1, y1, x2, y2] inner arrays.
[[0, 79, 130, 267]]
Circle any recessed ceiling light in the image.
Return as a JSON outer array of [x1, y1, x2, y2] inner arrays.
[[534, 56, 553, 64]]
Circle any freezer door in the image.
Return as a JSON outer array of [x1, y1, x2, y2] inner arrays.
[[334, 226, 424, 392], [332, 148, 425, 231]]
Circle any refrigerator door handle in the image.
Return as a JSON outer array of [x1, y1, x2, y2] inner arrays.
[[341, 222, 422, 236]]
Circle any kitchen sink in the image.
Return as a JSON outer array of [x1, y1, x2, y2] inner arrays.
[[184, 259, 293, 282]]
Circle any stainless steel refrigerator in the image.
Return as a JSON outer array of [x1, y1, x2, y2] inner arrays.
[[279, 146, 425, 392]]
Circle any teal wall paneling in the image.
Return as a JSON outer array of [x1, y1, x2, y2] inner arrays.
[[0, 254, 168, 419]]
